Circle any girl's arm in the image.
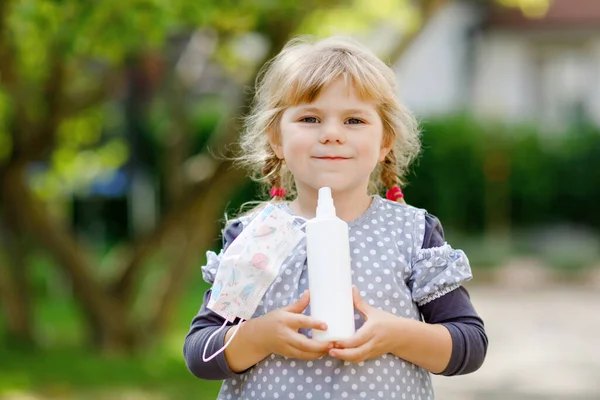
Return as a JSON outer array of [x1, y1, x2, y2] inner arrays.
[[389, 317, 452, 374], [419, 286, 488, 375], [415, 214, 487, 375], [185, 218, 331, 379], [221, 318, 271, 373], [223, 291, 332, 373], [389, 287, 487, 374], [183, 289, 244, 380], [183, 220, 249, 380], [184, 290, 332, 379]]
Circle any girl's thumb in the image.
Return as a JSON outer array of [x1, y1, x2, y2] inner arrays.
[[284, 290, 310, 313], [352, 286, 370, 315]]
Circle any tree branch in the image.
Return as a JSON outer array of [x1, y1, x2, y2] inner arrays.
[[0, 0, 13, 31], [111, 157, 240, 303], [19, 44, 66, 162], [62, 69, 122, 117], [0, 0, 17, 91], [0, 0, 13, 55], [147, 160, 245, 335]]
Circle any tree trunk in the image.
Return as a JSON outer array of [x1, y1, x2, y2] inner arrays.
[[164, 78, 189, 208], [2, 161, 139, 353], [0, 168, 36, 348], [0, 234, 35, 349]]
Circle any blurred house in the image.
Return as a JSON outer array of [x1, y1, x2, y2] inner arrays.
[[395, 0, 600, 130]]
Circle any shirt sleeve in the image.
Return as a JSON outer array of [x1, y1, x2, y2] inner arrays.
[[183, 219, 247, 381], [417, 214, 488, 376], [409, 214, 473, 307]]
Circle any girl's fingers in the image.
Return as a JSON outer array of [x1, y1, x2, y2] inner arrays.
[[287, 340, 330, 360], [288, 348, 327, 361], [329, 343, 371, 364], [291, 313, 328, 331], [283, 290, 310, 313], [292, 334, 333, 354], [352, 286, 371, 318], [334, 325, 372, 349]]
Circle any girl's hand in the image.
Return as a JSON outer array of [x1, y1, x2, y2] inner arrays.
[[328, 286, 404, 363], [254, 290, 333, 360]]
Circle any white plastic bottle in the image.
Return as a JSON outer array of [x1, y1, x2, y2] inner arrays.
[[306, 187, 356, 342]]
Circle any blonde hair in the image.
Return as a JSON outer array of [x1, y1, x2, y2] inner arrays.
[[236, 35, 421, 202]]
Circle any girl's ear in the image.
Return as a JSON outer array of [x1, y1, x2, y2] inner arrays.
[[270, 143, 284, 159], [268, 130, 284, 159], [378, 146, 391, 162], [378, 138, 392, 162]]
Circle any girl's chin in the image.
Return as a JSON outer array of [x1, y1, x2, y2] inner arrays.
[[299, 181, 364, 194], [293, 172, 370, 194]]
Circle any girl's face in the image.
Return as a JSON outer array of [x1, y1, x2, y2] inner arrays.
[[273, 78, 390, 197]]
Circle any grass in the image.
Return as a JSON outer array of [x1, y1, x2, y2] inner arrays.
[[0, 273, 224, 400], [0, 345, 222, 399]]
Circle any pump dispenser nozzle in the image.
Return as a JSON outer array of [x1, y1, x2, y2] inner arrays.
[[316, 187, 336, 218]]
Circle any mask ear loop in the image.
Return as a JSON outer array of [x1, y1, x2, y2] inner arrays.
[[202, 318, 245, 362], [203, 214, 306, 363]]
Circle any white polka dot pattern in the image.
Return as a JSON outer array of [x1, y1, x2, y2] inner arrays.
[[210, 196, 470, 400]]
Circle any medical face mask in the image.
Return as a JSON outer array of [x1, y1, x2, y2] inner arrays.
[[202, 204, 306, 362]]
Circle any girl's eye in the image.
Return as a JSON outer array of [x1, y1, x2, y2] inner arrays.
[[346, 118, 364, 125], [299, 116, 319, 123]]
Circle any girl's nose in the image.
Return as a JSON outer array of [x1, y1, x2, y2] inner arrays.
[[318, 121, 346, 144]]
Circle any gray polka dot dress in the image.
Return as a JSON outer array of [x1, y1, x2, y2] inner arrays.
[[202, 196, 473, 400]]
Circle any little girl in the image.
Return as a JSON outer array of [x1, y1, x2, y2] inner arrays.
[[184, 36, 488, 400]]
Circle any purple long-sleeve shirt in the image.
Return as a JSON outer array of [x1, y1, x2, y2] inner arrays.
[[184, 213, 488, 380]]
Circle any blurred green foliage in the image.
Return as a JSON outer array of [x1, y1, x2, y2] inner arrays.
[[0, 274, 218, 399], [408, 114, 600, 233], [0, 0, 425, 200], [0, 0, 307, 198]]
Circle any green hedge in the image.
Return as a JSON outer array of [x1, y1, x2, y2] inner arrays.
[[406, 114, 600, 234]]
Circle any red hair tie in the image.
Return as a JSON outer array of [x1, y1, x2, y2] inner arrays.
[[386, 186, 404, 201], [270, 187, 286, 198]]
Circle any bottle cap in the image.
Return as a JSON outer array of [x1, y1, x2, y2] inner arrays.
[[316, 187, 336, 218]]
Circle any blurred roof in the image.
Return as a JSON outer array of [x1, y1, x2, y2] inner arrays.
[[485, 0, 600, 30]]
